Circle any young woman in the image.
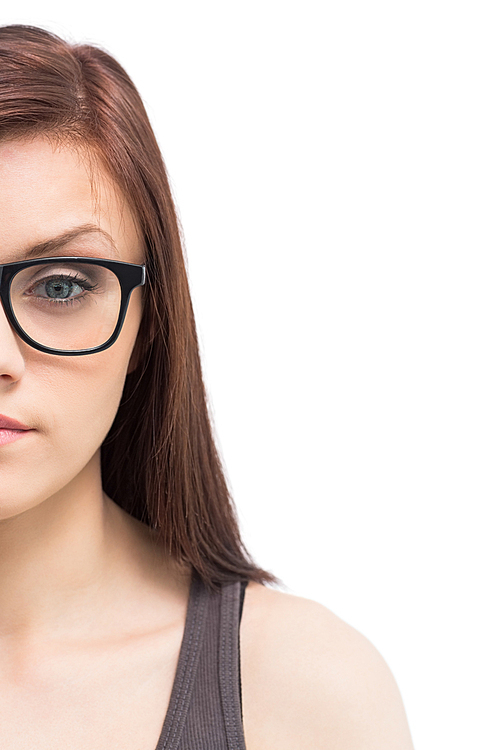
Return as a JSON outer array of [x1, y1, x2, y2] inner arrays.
[[0, 24, 414, 749]]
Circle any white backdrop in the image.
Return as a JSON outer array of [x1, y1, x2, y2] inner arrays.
[[1, 2, 499, 748]]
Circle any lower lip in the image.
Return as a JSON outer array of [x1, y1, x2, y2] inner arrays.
[[0, 429, 33, 447]]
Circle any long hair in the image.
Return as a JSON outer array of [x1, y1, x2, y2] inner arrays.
[[0, 24, 276, 589]]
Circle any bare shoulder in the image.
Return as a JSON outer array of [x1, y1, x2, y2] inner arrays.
[[239, 582, 414, 750]]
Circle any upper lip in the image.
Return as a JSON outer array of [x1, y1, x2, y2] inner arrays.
[[0, 415, 32, 430]]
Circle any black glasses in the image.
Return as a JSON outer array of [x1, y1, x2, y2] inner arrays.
[[0, 257, 146, 356]]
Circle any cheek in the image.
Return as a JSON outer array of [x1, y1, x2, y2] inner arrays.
[[34, 360, 126, 470], [0, 296, 142, 515], [0, 359, 126, 518], [48, 293, 143, 447], [40, 345, 132, 460]]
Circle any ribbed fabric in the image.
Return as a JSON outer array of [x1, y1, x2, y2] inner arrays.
[[154, 576, 247, 750]]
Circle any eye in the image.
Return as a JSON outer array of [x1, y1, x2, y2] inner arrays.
[[23, 271, 99, 304], [34, 276, 86, 300]]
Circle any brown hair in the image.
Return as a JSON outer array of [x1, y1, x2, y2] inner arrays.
[[0, 24, 276, 588]]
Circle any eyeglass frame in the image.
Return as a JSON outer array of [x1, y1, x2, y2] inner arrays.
[[0, 256, 146, 356]]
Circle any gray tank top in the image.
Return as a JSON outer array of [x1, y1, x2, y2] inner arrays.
[[154, 575, 248, 750]]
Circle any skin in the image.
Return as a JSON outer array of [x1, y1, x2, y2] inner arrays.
[[0, 137, 414, 749]]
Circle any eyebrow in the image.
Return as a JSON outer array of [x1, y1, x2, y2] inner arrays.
[[22, 224, 119, 259]]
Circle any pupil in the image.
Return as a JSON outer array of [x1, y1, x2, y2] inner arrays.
[[46, 279, 73, 299]]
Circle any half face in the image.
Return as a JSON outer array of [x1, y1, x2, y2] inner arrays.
[[0, 137, 145, 517]]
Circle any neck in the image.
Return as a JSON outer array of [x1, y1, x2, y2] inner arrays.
[[0, 452, 177, 644]]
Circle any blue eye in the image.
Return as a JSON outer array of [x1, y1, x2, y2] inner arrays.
[[40, 277, 84, 299], [26, 273, 98, 305]]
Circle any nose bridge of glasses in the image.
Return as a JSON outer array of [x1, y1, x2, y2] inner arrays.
[[0, 273, 19, 344], [0, 265, 7, 316], [0, 266, 13, 319], [0, 264, 15, 321]]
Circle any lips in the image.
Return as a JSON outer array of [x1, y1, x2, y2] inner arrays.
[[0, 414, 31, 430]]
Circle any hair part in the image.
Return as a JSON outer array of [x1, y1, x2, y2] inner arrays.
[[0, 24, 277, 589]]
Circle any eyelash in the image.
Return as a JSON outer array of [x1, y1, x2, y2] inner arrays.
[[26, 273, 99, 305]]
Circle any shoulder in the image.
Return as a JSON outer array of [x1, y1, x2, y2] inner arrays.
[[239, 582, 414, 750]]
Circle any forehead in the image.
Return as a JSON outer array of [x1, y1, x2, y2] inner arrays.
[[0, 137, 143, 264]]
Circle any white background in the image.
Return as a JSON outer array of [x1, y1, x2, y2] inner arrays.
[[1, 2, 499, 748]]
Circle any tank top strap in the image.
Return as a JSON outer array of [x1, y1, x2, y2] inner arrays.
[[155, 575, 247, 750], [219, 579, 247, 749]]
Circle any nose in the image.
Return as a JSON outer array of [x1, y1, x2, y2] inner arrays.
[[0, 297, 25, 385]]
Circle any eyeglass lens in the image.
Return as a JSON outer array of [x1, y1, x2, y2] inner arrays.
[[10, 261, 121, 351]]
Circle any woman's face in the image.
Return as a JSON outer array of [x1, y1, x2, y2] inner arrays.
[[0, 137, 144, 518]]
